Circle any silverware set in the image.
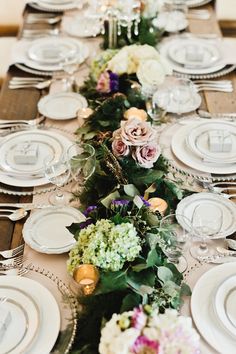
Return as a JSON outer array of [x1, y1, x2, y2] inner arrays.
[[9, 77, 53, 90], [194, 80, 234, 93], [0, 245, 30, 276], [197, 180, 236, 199], [0, 244, 24, 259], [187, 9, 211, 20], [25, 14, 62, 25], [22, 28, 60, 39], [21, 13, 61, 39]]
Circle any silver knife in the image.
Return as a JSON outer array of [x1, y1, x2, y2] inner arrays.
[[0, 203, 52, 211]]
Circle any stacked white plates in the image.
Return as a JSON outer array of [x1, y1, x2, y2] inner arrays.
[[152, 11, 188, 33], [160, 37, 225, 76], [191, 263, 236, 353], [0, 129, 73, 187], [23, 207, 85, 254], [176, 192, 236, 238], [22, 37, 89, 73], [0, 276, 60, 353], [171, 120, 236, 174]]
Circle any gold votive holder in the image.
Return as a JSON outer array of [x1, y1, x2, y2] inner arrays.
[[72, 264, 99, 296], [77, 108, 93, 120]]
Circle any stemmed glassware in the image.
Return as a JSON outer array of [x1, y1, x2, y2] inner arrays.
[[190, 203, 223, 259], [159, 213, 192, 272], [67, 143, 96, 193], [60, 48, 83, 92], [44, 154, 71, 206]]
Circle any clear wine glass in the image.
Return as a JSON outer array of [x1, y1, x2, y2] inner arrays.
[[67, 143, 96, 192], [44, 154, 71, 206], [190, 203, 223, 259], [160, 213, 192, 272], [59, 48, 83, 92]]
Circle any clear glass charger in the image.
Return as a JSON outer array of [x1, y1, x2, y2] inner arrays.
[[1, 264, 78, 354]]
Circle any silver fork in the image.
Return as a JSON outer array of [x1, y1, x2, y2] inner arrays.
[[0, 255, 25, 268], [0, 244, 24, 259], [194, 83, 233, 93], [10, 77, 45, 83], [0, 266, 30, 276], [25, 16, 62, 25]]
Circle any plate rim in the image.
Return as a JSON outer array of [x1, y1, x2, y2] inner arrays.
[[23, 206, 85, 254], [176, 192, 236, 237]]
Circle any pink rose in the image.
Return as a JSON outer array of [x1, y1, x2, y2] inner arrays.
[[120, 118, 156, 146], [132, 143, 160, 168], [96, 72, 110, 93], [112, 129, 130, 157]]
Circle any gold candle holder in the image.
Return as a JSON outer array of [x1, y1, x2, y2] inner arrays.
[[73, 264, 99, 296]]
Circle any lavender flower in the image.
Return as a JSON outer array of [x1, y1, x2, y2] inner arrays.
[[140, 197, 151, 207], [79, 219, 94, 230], [111, 199, 130, 207], [83, 205, 97, 217]]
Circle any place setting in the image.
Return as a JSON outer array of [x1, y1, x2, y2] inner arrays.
[[11, 36, 89, 76], [158, 115, 236, 181], [159, 35, 236, 79], [28, 0, 85, 12]]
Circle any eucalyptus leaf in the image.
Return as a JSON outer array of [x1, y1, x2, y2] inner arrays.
[[96, 270, 128, 294], [157, 266, 173, 284], [133, 195, 144, 209], [180, 283, 192, 297], [120, 293, 141, 312], [146, 249, 162, 267], [127, 269, 155, 291], [164, 180, 183, 200], [101, 191, 120, 208], [124, 184, 140, 197]]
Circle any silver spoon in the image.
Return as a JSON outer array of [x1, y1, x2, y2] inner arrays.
[[216, 246, 236, 257], [0, 209, 28, 221]]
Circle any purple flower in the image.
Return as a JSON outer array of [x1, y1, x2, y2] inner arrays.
[[140, 197, 151, 207], [111, 199, 130, 207], [83, 205, 97, 217], [131, 307, 147, 331], [96, 70, 119, 94], [131, 335, 160, 354], [79, 219, 94, 230]]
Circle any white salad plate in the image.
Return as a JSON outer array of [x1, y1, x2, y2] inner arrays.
[[186, 0, 212, 7], [168, 38, 221, 68], [153, 87, 201, 114], [214, 275, 236, 338], [28, 37, 78, 64], [24, 37, 89, 72], [187, 121, 236, 162], [160, 38, 225, 75], [23, 207, 85, 254], [152, 11, 188, 33], [63, 16, 101, 37], [0, 276, 60, 354], [0, 286, 39, 354], [38, 92, 88, 120], [171, 122, 236, 174], [0, 130, 73, 188], [176, 192, 236, 237], [33, 0, 83, 11], [191, 263, 236, 354]]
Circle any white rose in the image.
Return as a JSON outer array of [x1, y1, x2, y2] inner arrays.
[[137, 59, 166, 87], [107, 49, 130, 75]]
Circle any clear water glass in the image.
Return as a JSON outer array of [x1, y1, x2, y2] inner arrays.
[[44, 154, 71, 206], [160, 213, 192, 272], [190, 203, 223, 259], [67, 143, 96, 192], [60, 48, 82, 92]]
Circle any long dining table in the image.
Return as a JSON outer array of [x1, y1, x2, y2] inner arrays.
[[0, 2, 235, 353]]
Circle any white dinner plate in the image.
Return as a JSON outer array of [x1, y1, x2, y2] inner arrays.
[[23, 207, 86, 254], [214, 275, 236, 338], [186, 0, 212, 7], [24, 38, 89, 72], [153, 87, 201, 114], [0, 276, 60, 354], [176, 192, 236, 238], [0, 130, 73, 188], [39, 0, 72, 4], [187, 121, 236, 162], [171, 122, 236, 174], [34, 0, 83, 11], [0, 286, 39, 354], [160, 39, 225, 75], [152, 11, 188, 33], [191, 263, 236, 354], [62, 16, 101, 37], [28, 37, 78, 64], [38, 92, 87, 120], [168, 39, 221, 68]]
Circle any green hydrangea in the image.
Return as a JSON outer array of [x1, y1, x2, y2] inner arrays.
[[67, 219, 141, 273], [90, 49, 118, 80]]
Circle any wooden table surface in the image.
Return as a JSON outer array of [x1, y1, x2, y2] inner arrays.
[[0, 3, 235, 252]]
